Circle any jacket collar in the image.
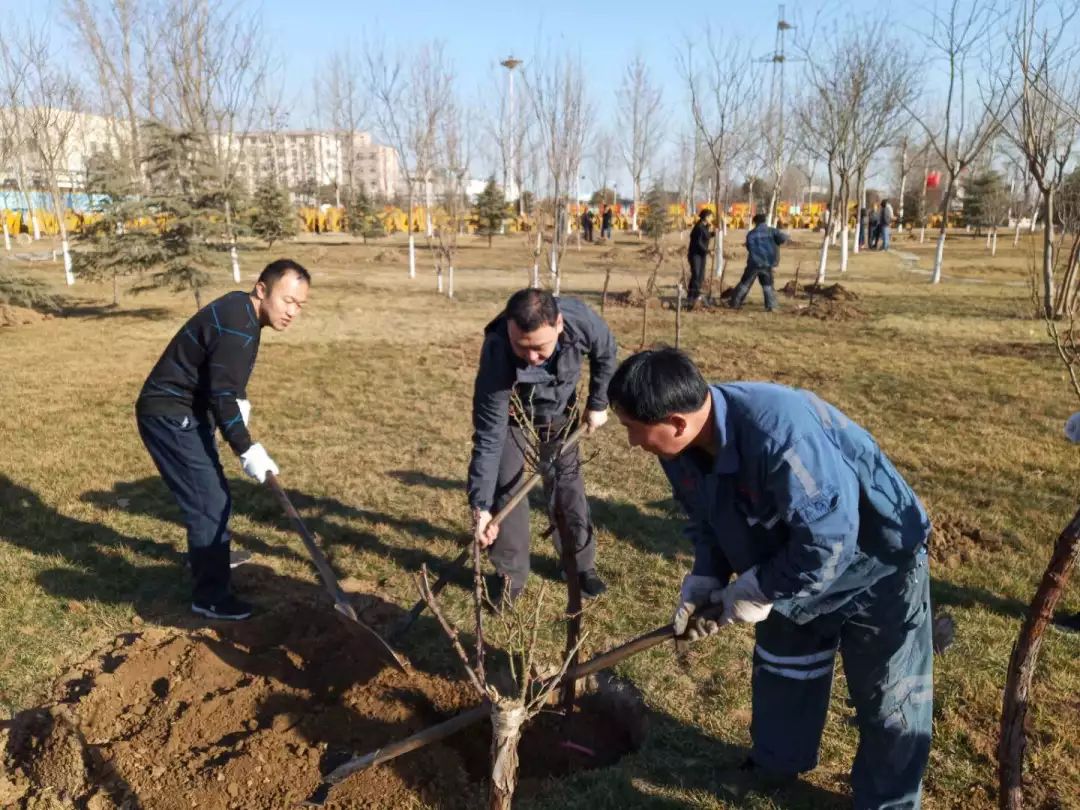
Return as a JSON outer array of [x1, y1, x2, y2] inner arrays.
[[706, 386, 739, 475]]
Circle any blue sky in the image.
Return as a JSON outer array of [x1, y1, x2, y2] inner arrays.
[[43, 0, 948, 189]]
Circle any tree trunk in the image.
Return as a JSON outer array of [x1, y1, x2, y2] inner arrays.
[[991, 228, 998, 257], [601, 267, 612, 316], [815, 229, 830, 286], [931, 184, 953, 284], [532, 227, 541, 289], [13, 154, 40, 241], [898, 144, 908, 225], [407, 185, 417, 279], [1042, 191, 1055, 320], [852, 172, 864, 255], [436, 266, 443, 294], [631, 178, 640, 232], [2, 215, 10, 252], [425, 175, 433, 238], [1053, 235, 1080, 318], [112, 273, 119, 306], [998, 506, 1080, 810], [675, 283, 683, 349], [489, 700, 527, 810], [712, 168, 725, 283], [194, 284, 202, 310], [225, 200, 240, 283], [448, 264, 454, 299], [50, 185, 74, 286]]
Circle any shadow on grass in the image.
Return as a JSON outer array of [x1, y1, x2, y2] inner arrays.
[[930, 578, 1029, 620], [61, 303, 174, 320], [390, 469, 688, 563]]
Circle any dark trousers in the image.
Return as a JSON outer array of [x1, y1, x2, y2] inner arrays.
[[687, 253, 707, 302], [730, 265, 778, 310], [488, 421, 596, 591], [751, 553, 932, 808], [137, 413, 233, 603]]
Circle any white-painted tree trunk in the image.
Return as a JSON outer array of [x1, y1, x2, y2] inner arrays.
[[991, 229, 998, 257], [986, 231, 992, 250], [436, 267, 443, 294], [815, 231, 830, 285], [2, 217, 10, 251], [931, 230, 946, 284], [230, 245, 241, 283], [631, 180, 639, 232], [715, 226, 725, 278], [408, 234, 416, 279], [840, 224, 850, 273], [532, 228, 541, 288], [920, 226, 926, 243], [1014, 216, 1023, 247], [447, 264, 454, 298], [425, 177, 433, 238], [62, 237, 74, 285]]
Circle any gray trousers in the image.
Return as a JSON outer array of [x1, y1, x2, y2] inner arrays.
[[488, 421, 596, 591]]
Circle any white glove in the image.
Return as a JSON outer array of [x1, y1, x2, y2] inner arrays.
[[585, 408, 608, 435], [673, 574, 725, 639], [236, 398, 251, 427], [1065, 412, 1080, 444], [717, 567, 774, 627], [240, 442, 278, 483], [473, 509, 497, 547]]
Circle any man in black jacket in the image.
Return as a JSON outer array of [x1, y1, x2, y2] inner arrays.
[[136, 259, 310, 620], [468, 288, 618, 602], [687, 209, 714, 308]]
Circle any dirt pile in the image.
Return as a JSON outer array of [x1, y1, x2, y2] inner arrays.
[[782, 281, 860, 301], [930, 514, 1014, 569], [2, 600, 478, 809], [0, 304, 50, 328]]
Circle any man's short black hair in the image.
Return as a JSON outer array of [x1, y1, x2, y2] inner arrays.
[[505, 288, 559, 332], [607, 347, 709, 424], [698, 208, 712, 221], [257, 259, 311, 290], [752, 212, 767, 226]]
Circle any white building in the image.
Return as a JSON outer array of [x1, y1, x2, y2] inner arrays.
[[234, 129, 401, 200]]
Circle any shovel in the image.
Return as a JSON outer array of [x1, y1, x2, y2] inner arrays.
[[265, 472, 408, 673], [391, 424, 588, 641]]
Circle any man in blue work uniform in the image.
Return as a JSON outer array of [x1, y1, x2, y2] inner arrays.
[[728, 212, 788, 311], [608, 347, 933, 809]]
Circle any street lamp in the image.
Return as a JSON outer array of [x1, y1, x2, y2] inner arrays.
[[500, 57, 523, 216]]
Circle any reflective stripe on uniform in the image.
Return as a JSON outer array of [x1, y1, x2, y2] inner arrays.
[[754, 644, 837, 666], [818, 541, 845, 585], [806, 391, 833, 428], [782, 446, 820, 497], [756, 661, 835, 681]]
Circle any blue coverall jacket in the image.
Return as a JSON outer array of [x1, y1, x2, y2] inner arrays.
[[661, 383, 933, 809]]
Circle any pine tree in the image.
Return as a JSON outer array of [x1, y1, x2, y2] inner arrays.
[[472, 176, 508, 247], [73, 150, 155, 305], [641, 186, 671, 245], [345, 187, 384, 244], [964, 170, 1009, 230], [249, 176, 297, 247], [128, 122, 222, 310]]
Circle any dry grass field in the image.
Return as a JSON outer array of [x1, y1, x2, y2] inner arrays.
[[0, 226, 1077, 808]]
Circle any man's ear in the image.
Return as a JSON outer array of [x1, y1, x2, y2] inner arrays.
[[669, 414, 689, 437], [254, 281, 267, 300], [555, 313, 564, 334]]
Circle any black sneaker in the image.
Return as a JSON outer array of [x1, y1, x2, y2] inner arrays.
[[191, 595, 254, 621], [578, 569, 608, 599]]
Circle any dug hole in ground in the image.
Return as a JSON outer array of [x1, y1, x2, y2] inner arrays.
[[0, 566, 643, 809]]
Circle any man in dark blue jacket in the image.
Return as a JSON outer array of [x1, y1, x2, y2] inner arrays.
[[729, 212, 788, 311], [468, 289, 617, 601], [136, 259, 310, 620], [608, 348, 933, 809], [686, 209, 714, 309]]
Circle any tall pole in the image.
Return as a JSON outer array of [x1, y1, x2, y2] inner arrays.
[[501, 57, 523, 216]]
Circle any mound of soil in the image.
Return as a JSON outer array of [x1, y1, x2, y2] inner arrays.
[[930, 514, 1013, 569], [2, 585, 645, 809], [0, 305, 49, 328], [608, 289, 651, 308], [794, 301, 867, 321], [2, 601, 478, 809], [783, 282, 859, 302]]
